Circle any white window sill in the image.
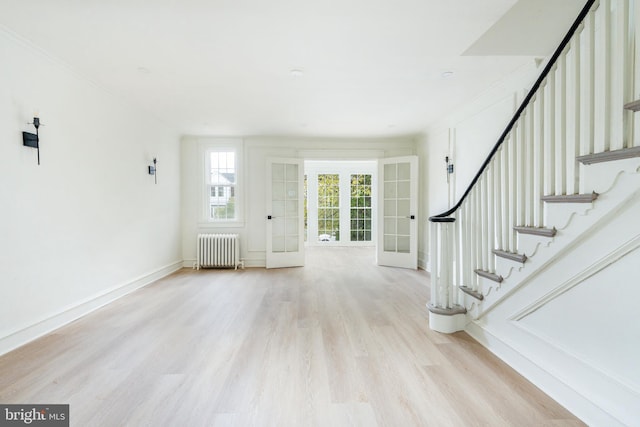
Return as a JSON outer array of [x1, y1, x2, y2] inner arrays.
[[198, 221, 245, 229]]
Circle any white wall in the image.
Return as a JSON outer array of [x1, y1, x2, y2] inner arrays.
[[0, 29, 182, 355], [181, 136, 416, 267]]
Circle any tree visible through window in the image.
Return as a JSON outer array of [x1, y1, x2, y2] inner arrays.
[[209, 151, 236, 220], [318, 174, 339, 241], [350, 174, 372, 241]]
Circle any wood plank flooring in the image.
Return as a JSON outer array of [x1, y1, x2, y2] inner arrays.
[[0, 247, 585, 426]]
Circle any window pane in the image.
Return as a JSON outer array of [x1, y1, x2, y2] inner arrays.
[[318, 174, 339, 242], [349, 174, 372, 241], [209, 150, 237, 221]]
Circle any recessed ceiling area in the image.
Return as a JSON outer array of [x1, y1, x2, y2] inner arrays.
[[0, 0, 584, 137]]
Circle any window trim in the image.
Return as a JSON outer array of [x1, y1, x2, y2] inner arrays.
[[199, 140, 244, 227]]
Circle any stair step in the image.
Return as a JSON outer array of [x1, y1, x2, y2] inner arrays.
[[624, 99, 640, 111], [514, 226, 557, 237], [474, 269, 503, 283], [459, 286, 484, 300], [541, 192, 598, 203], [577, 146, 640, 165], [427, 303, 467, 316], [492, 249, 527, 263]]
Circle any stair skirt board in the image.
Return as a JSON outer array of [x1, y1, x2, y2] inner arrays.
[[577, 146, 640, 165], [459, 286, 484, 300], [514, 226, 557, 237], [492, 249, 527, 263], [474, 269, 503, 283], [541, 192, 598, 203]]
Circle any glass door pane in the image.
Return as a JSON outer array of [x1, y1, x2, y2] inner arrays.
[[317, 174, 340, 242], [377, 156, 418, 269], [267, 158, 304, 268], [350, 174, 372, 242]]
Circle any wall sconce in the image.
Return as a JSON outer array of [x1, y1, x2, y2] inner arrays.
[[148, 157, 157, 184], [445, 156, 454, 184], [23, 116, 42, 165]]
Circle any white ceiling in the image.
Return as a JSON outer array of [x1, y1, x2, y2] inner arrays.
[[0, 0, 585, 138]]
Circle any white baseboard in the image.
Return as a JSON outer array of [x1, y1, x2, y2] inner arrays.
[[0, 261, 183, 357], [242, 258, 266, 268], [465, 321, 628, 427]]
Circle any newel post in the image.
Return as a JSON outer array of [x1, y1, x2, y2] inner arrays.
[[427, 216, 466, 333]]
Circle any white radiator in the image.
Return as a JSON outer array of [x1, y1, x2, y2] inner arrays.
[[196, 234, 242, 270]]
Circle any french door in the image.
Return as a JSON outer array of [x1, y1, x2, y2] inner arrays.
[[377, 156, 418, 269], [266, 158, 305, 268]]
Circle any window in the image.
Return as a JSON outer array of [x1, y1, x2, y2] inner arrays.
[[207, 150, 237, 221], [317, 174, 340, 241], [350, 174, 372, 241]]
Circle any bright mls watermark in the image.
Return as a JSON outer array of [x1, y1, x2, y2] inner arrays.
[[0, 405, 68, 426]]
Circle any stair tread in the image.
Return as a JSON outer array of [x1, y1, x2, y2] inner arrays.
[[459, 286, 484, 300], [624, 99, 640, 111], [541, 192, 598, 203], [514, 226, 557, 237], [577, 146, 640, 165], [427, 303, 467, 316], [492, 249, 527, 263], [474, 269, 503, 283]]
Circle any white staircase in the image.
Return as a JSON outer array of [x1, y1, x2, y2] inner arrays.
[[427, 0, 640, 425]]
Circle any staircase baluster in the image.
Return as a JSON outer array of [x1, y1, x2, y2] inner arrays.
[[517, 117, 526, 225], [610, 0, 624, 149], [487, 163, 496, 273], [494, 148, 503, 249], [582, 9, 596, 157], [634, 0, 640, 147], [481, 174, 489, 274], [464, 200, 472, 288], [557, 53, 568, 195], [441, 222, 450, 308], [545, 69, 557, 197], [508, 135, 518, 251], [570, 33, 581, 194], [525, 105, 535, 225], [534, 93, 545, 227], [503, 142, 511, 251], [429, 221, 439, 306], [449, 212, 464, 306], [470, 188, 478, 289], [620, 0, 633, 148], [601, 0, 613, 152], [477, 186, 483, 289]]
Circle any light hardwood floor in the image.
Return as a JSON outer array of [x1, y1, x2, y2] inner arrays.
[[0, 247, 585, 426]]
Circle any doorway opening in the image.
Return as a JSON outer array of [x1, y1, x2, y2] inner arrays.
[[304, 160, 377, 248]]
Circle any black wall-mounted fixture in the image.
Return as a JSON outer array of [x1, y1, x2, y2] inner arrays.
[[445, 156, 454, 184], [23, 116, 42, 165], [148, 157, 157, 184]]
